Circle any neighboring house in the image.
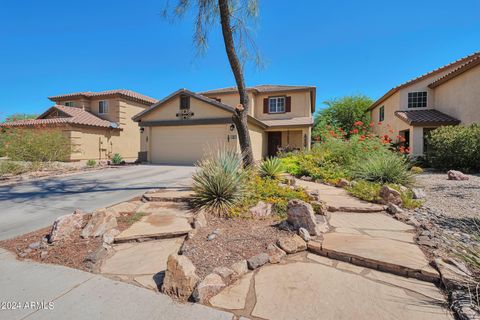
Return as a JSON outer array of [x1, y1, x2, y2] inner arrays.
[[369, 51, 480, 157], [1, 90, 157, 161], [133, 85, 316, 164]]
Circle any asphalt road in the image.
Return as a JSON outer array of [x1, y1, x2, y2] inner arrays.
[[0, 165, 195, 240]]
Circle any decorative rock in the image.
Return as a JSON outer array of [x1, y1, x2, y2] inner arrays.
[[287, 199, 319, 236], [213, 267, 236, 283], [193, 211, 207, 229], [387, 203, 404, 215], [40, 251, 48, 260], [284, 176, 296, 186], [193, 273, 225, 303], [379, 186, 402, 206], [247, 253, 270, 270], [81, 209, 117, 238], [249, 201, 272, 218], [293, 234, 307, 251], [298, 228, 311, 242], [162, 254, 200, 302], [300, 176, 313, 181], [277, 220, 294, 231], [207, 233, 217, 241], [277, 236, 303, 254], [406, 217, 420, 227], [336, 178, 351, 188], [411, 188, 426, 199], [49, 209, 86, 242], [311, 200, 328, 215], [28, 242, 41, 250], [435, 258, 471, 290], [231, 260, 249, 276], [102, 228, 120, 245], [307, 190, 321, 202], [267, 244, 286, 264], [447, 170, 469, 181]]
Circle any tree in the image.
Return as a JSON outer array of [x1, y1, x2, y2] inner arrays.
[[6, 113, 39, 122], [313, 95, 373, 139], [163, 0, 260, 167]]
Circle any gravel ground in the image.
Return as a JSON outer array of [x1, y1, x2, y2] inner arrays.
[[415, 172, 480, 219]]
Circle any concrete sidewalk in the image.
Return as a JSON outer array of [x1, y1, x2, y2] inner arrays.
[[0, 249, 233, 320]]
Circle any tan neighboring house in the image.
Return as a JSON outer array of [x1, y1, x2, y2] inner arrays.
[[369, 51, 480, 157], [133, 85, 316, 164], [1, 90, 157, 161]]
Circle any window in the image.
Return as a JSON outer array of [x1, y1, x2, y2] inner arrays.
[[268, 97, 286, 113], [64, 101, 75, 107], [408, 91, 427, 108], [379, 105, 385, 122], [180, 95, 190, 110], [99, 100, 109, 114]]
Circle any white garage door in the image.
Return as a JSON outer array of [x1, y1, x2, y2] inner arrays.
[[150, 124, 232, 165]]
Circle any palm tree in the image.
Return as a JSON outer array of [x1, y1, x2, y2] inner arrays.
[[163, 0, 260, 167]]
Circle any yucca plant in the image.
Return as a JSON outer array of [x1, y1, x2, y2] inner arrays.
[[191, 148, 247, 215], [259, 157, 285, 179], [351, 151, 413, 185]]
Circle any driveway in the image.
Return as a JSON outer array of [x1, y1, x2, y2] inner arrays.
[[0, 165, 195, 240]]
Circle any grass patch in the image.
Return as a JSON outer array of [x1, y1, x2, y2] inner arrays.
[[127, 211, 146, 225], [346, 180, 382, 202]]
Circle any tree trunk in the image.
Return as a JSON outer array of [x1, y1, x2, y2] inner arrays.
[[218, 0, 254, 167]]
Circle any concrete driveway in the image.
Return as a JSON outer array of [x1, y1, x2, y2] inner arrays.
[[0, 165, 195, 240]]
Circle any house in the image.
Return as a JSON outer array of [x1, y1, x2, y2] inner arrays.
[[1, 90, 158, 161], [369, 51, 480, 156], [133, 85, 316, 164]]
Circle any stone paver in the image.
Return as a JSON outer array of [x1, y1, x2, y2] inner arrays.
[[296, 179, 385, 212], [329, 212, 414, 231], [210, 259, 452, 320], [210, 272, 253, 310], [143, 188, 194, 202], [115, 202, 192, 242]]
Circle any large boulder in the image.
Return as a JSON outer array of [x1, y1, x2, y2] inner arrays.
[[447, 170, 469, 181], [162, 254, 200, 302], [49, 209, 87, 242], [249, 201, 272, 218], [81, 209, 117, 238], [287, 200, 319, 236], [379, 186, 402, 206], [193, 273, 225, 303]]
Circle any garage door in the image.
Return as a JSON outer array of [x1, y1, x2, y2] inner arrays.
[[150, 124, 233, 164]]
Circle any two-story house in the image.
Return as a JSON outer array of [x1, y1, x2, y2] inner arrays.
[[1, 90, 158, 161], [132, 85, 316, 164], [369, 51, 479, 157]]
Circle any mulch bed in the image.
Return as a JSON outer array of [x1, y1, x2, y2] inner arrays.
[[182, 215, 293, 279]]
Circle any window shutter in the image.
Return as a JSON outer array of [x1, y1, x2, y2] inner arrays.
[[286, 96, 291, 112], [263, 98, 269, 113]]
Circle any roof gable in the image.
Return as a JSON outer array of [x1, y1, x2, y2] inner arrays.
[[48, 89, 158, 106]]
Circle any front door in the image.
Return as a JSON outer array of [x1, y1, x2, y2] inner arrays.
[[268, 132, 282, 157]]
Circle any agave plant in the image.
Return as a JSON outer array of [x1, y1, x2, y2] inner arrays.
[[351, 151, 412, 185], [191, 148, 247, 215], [259, 157, 285, 179]]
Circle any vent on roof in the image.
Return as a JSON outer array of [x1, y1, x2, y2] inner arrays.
[[110, 122, 119, 128]]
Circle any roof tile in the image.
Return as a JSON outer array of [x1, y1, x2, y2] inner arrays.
[[394, 109, 460, 126]]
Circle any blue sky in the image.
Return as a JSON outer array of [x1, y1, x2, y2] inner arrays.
[[0, 0, 479, 121]]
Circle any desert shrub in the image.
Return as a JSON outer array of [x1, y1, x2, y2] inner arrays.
[[351, 151, 412, 185], [2, 128, 70, 162], [86, 159, 97, 167], [191, 148, 247, 214], [259, 157, 284, 179], [111, 153, 123, 165], [410, 166, 424, 174], [347, 180, 382, 202], [0, 161, 28, 176], [230, 175, 310, 217], [426, 124, 480, 171]]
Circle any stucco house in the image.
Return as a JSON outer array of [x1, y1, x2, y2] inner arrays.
[[1, 90, 158, 161], [133, 85, 316, 164], [369, 51, 480, 156]]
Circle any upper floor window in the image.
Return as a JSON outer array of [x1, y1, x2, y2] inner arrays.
[[379, 106, 385, 122], [180, 95, 190, 110], [269, 97, 285, 113], [99, 100, 109, 114], [64, 101, 75, 107], [408, 91, 427, 108]]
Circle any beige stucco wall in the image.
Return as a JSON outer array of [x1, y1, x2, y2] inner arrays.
[[69, 127, 121, 161], [248, 123, 267, 161], [434, 65, 480, 125], [204, 92, 256, 117]]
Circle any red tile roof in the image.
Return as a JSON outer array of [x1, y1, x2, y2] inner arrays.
[[394, 109, 460, 126], [48, 89, 158, 105], [369, 51, 480, 110], [428, 55, 480, 88], [0, 105, 117, 129]]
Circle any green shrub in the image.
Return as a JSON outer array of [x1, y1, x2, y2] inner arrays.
[[279, 154, 302, 176], [410, 166, 423, 174], [0, 161, 28, 176], [86, 159, 97, 167], [2, 128, 70, 162], [111, 153, 123, 165], [347, 180, 382, 202], [351, 151, 412, 185], [191, 148, 247, 215], [426, 124, 480, 171], [259, 157, 284, 179]]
